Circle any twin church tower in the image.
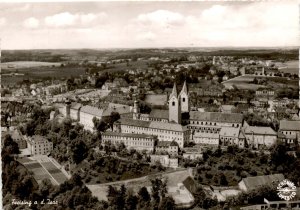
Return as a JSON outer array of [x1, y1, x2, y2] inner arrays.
[[133, 81, 189, 124], [168, 81, 189, 124]]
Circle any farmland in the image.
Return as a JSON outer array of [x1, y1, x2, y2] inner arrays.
[[1, 61, 61, 69], [1, 65, 86, 85]]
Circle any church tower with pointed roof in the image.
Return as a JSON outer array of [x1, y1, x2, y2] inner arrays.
[[179, 80, 189, 113], [169, 83, 181, 124]]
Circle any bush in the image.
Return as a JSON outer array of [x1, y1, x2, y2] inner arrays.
[[241, 171, 248, 178], [205, 172, 213, 179], [249, 170, 257, 176]]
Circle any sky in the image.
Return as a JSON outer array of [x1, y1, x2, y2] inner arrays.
[[0, 1, 298, 49]]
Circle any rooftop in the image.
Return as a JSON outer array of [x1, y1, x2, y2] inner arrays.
[[149, 109, 169, 119], [149, 121, 188, 132], [81, 105, 104, 117], [102, 103, 131, 117], [279, 120, 300, 131], [219, 127, 240, 137], [70, 102, 82, 110], [157, 141, 178, 147], [118, 118, 151, 128], [29, 135, 49, 143], [244, 126, 277, 136], [240, 174, 284, 192], [189, 111, 243, 123]]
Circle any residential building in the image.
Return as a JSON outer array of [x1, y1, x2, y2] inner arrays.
[[156, 141, 178, 155], [182, 147, 203, 160], [102, 131, 156, 152], [10, 130, 27, 149], [279, 120, 300, 145], [27, 135, 53, 155]]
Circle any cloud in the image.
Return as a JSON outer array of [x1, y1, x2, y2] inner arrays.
[[0, 17, 6, 27], [14, 4, 31, 12], [44, 12, 107, 28], [136, 31, 156, 41], [136, 10, 184, 27], [23, 17, 39, 29]]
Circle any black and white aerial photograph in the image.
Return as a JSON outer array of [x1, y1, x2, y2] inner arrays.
[[0, 1, 299, 210]]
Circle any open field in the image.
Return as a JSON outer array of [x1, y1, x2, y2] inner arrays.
[[1, 61, 61, 69], [101, 60, 149, 73], [223, 75, 298, 90], [279, 60, 299, 75], [1, 66, 86, 85], [222, 76, 264, 90]]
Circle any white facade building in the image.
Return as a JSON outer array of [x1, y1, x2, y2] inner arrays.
[[102, 131, 156, 152], [27, 135, 53, 155], [79, 105, 104, 131]]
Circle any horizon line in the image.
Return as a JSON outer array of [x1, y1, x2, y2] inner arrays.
[[1, 46, 299, 51]]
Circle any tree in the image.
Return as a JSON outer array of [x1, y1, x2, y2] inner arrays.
[[70, 140, 88, 164], [159, 196, 175, 210], [105, 112, 120, 129], [125, 191, 138, 210], [93, 117, 107, 132], [138, 186, 151, 203], [150, 178, 168, 209], [220, 173, 228, 186], [3, 134, 19, 155]]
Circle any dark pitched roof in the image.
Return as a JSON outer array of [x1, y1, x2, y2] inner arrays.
[[149, 109, 169, 119], [102, 103, 131, 117], [118, 118, 151, 128], [80, 105, 104, 117], [241, 174, 284, 191], [244, 126, 277, 136], [279, 120, 300, 131], [157, 141, 178, 147], [189, 111, 243, 123], [149, 121, 188, 132]]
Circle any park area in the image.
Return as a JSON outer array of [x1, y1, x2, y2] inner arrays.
[[17, 156, 68, 186]]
